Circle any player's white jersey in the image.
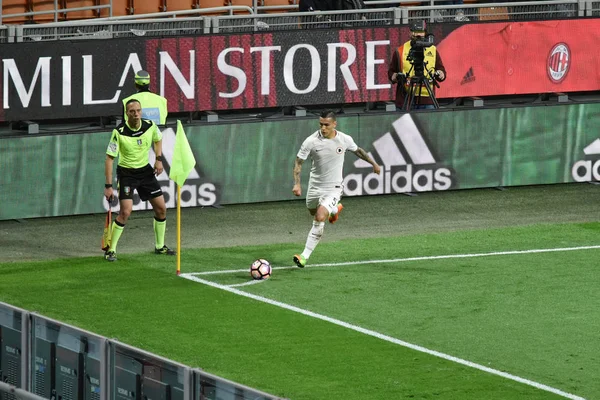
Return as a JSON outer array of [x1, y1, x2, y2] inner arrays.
[[297, 130, 358, 188]]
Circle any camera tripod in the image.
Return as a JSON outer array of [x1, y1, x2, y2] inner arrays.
[[402, 65, 440, 112]]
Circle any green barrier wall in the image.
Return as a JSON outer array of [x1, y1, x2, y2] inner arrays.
[[2, 104, 599, 220]]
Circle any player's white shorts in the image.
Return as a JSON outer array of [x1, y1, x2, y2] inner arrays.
[[305, 185, 343, 213]]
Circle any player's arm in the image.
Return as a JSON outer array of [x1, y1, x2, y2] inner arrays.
[[353, 147, 381, 175], [105, 129, 120, 201], [104, 155, 116, 201], [294, 137, 313, 196], [292, 157, 304, 196], [152, 123, 164, 175], [153, 138, 164, 176]]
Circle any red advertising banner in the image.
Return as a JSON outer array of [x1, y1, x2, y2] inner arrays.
[[0, 18, 598, 122], [143, 28, 402, 112], [436, 19, 600, 98]]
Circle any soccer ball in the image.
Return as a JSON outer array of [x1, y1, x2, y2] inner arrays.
[[250, 259, 272, 280]]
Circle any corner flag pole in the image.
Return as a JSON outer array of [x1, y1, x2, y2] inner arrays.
[[176, 185, 182, 275], [168, 120, 196, 275]]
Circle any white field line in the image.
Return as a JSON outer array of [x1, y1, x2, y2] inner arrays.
[[228, 279, 265, 288], [180, 273, 586, 400], [179, 244, 600, 400], [189, 245, 600, 276]]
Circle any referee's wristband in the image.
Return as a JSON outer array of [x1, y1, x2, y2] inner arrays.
[[105, 184, 113, 189], [156, 155, 163, 161]]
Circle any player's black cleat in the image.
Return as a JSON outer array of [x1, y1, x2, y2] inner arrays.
[[104, 251, 117, 262], [155, 245, 176, 256]]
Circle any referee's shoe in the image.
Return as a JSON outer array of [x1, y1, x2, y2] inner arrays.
[[104, 250, 117, 262], [155, 245, 176, 255]]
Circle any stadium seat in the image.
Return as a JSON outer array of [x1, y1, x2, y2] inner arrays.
[[62, 0, 102, 20], [198, 0, 229, 15], [165, 0, 196, 11], [109, 0, 134, 16], [32, 0, 65, 22], [396, 1, 424, 6], [227, 0, 254, 14], [261, 0, 294, 13], [1, 0, 32, 24], [478, 6, 508, 21], [131, 0, 165, 15]]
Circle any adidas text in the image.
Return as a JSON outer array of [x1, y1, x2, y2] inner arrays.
[[344, 165, 452, 195], [104, 179, 217, 212], [572, 159, 600, 182]]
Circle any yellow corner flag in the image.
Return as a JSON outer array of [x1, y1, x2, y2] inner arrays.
[[169, 120, 196, 186], [169, 120, 196, 275]]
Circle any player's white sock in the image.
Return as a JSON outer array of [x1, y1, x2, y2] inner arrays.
[[327, 202, 339, 215], [302, 221, 325, 260]]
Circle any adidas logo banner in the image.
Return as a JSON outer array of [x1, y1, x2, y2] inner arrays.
[[3, 103, 600, 221], [343, 114, 453, 195], [572, 138, 600, 182]]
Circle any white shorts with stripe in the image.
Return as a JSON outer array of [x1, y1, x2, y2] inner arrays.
[[305, 185, 343, 213]]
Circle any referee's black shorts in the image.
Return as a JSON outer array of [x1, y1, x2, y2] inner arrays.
[[117, 165, 163, 201]]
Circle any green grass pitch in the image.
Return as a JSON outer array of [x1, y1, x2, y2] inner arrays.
[[1, 184, 599, 400]]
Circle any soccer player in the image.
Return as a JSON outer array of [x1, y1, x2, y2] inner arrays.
[[103, 99, 175, 262], [292, 110, 381, 268]]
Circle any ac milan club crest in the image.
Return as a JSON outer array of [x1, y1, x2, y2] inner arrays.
[[547, 43, 570, 83]]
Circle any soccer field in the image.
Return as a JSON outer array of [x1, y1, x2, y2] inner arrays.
[[1, 184, 599, 400]]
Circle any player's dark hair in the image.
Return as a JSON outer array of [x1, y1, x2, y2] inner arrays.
[[320, 110, 336, 120], [125, 99, 141, 109]]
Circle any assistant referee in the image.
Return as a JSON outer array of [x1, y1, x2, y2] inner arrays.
[[122, 70, 168, 125], [103, 99, 175, 262]]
